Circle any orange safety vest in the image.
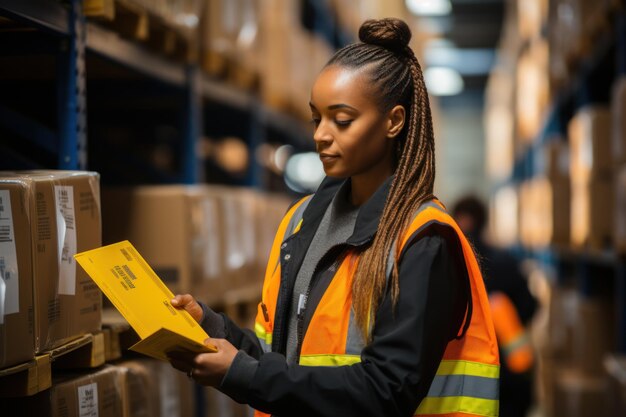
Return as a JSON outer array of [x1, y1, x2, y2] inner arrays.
[[254, 199, 500, 417], [488, 291, 534, 374]]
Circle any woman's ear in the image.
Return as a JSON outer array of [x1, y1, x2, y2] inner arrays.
[[387, 105, 406, 138]]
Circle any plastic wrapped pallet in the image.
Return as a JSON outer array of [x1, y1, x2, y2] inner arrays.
[[0, 171, 102, 353]]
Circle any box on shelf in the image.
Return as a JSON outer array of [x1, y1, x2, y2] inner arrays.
[[519, 178, 551, 249], [604, 353, 626, 417], [199, 0, 239, 77], [570, 178, 614, 249], [0, 171, 102, 353], [516, 39, 550, 143], [570, 295, 615, 376], [537, 141, 572, 246], [484, 70, 515, 182], [568, 106, 612, 183], [612, 77, 626, 167], [5, 365, 125, 417], [119, 358, 195, 417], [616, 165, 626, 253], [0, 179, 34, 368], [553, 369, 609, 417], [489, 185, 519, 248], [102, 185, 225, 302]]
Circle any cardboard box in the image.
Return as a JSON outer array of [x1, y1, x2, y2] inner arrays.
[[516, 40, 550, 143], [568, 106, 612, 183], [615, 165, 626, 253], [570, 296, 615, 376], [102, 185, 234, 305], [554, 369, 609, 417], [0, 179, 35, 368], [612, 77, 626, 166], [604, 353, 626, 417], [119, 358, 195, 417], [0, 171, 102, 353], [570, 178, 614, 249], [4, 365, 125, 416]]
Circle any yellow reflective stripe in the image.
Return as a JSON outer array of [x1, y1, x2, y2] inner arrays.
[[254, 321, 272, 345], [436, 360, 499, 379], [299, 354, 361, 367], [416, 396, 499, 417], [294, 219, 303, 233]]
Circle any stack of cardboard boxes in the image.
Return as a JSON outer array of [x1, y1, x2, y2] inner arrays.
[[0, 171, 102, 369], [568, 106, 614, 250], [100, 184, 291, 308], [537, 286, 615, 417]]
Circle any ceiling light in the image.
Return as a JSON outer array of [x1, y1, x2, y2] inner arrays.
[[406, 0, 452, 16], [423, 67, 464, 96]]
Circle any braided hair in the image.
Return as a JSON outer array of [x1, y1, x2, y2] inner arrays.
[[326, 18, 436, 340]]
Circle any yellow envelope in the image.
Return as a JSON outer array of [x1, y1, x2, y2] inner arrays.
[[74, 240, 217, 360]]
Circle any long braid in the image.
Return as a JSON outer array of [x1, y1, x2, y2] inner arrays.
[[326, 19, 437, 340]]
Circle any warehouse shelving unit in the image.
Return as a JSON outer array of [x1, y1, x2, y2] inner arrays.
[[0, 0, 312, 189], [501, 8, 626, 353]]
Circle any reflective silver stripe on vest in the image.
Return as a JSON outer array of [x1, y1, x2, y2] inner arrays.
[[345, 308, 365, 355], [283, 196, 312, 240], [427, 374, 499, 400]]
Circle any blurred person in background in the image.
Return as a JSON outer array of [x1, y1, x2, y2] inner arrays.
[[168, 18, 500, 417], [453, 195, 537, 417]]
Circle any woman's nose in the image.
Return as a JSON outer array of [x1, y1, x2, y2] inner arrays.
[[313, 120, 332, 145]]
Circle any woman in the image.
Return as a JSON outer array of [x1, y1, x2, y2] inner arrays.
[[169, 18, 500, 417]]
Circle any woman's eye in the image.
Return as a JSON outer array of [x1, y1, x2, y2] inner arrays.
[[310, 118, 321, 126], [335, 119, 353, 127]]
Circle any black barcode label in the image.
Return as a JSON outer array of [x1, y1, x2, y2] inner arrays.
[[0, 225, 10, 243]]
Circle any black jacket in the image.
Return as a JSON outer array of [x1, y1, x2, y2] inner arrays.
[[201, 176, 469, 417]]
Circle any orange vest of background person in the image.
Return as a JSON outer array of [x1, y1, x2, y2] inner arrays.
[[488, 291, 534, 373], [254, 199, 500, 417]]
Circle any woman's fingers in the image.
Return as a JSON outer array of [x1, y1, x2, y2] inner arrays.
[[170, 294, 194, 307], [170, 294, 203, 323]]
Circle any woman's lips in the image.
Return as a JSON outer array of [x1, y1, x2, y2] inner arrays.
[[319, 153, 339, 163]]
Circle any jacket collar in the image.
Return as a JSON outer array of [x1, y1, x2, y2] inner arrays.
[[300, 175, 393, 246]]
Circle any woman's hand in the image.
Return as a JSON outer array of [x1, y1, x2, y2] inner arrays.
[[171, 294, 203, 323], [169, 338, 239, 387]]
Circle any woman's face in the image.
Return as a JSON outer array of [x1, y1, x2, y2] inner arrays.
[[309, 65, 400, 180]]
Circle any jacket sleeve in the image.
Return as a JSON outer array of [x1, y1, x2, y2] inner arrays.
[[219, 225, 469, 417], [199, 303, 265, 360]]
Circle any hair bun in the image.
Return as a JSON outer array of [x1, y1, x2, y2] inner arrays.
[[358, 18, 412, 53]]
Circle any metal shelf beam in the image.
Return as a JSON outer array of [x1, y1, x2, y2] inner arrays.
[[0, 0, 69, 35], [85, 23, 186, 87]]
